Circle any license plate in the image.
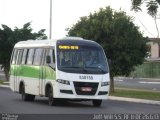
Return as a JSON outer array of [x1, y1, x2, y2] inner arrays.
[[81, 87, 92, 92]]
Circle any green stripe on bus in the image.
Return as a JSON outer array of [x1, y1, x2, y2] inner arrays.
[[10, 65, 56, 80]]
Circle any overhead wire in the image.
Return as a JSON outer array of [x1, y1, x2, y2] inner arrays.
[[136, 13, 155, 38]]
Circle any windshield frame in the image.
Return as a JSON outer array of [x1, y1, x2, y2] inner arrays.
[[56, 40, 109, 74]]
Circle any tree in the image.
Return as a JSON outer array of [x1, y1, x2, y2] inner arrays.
[[131, 0, 160, 37], [68, 7, 147, 92], [0, 22, 47, 81]]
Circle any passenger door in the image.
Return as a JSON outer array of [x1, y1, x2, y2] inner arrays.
[[39, 48, 56, 95], [39, 48, 47, 95], [14, 49, 23, 91]]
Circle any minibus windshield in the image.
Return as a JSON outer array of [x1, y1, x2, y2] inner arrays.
[[57, 45, 109, 74]]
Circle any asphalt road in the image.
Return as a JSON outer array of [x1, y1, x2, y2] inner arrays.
[[0, 71, 6, 81], [1, 72, 160, 119], [115, 78, 160, 91], [0, 87, 160, 114]]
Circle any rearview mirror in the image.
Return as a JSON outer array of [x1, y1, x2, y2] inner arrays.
[[46, 55, 51, 64]]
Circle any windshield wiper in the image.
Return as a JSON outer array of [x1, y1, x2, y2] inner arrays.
[[60, 66, 82, 68], [86, 67, 107, 73], [59, 66, 88, 73], [97, 67, 107, 73], [82, 67, 88, 72]]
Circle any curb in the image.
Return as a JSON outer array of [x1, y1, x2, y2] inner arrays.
[[109, 96, 160, 105], [0, 85, 9, 88]]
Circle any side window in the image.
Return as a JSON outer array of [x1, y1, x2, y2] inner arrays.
[[33, 48, 43, 65], [41, 48, 47, 65], [21, 49, 28, 65], [10, 49, 15, 64], [17, 49, 23, 65], [27, 49, 35, 65], [48, 48, 55, 69], [11, 49, 18, 64], [49, 49, 55, 63]]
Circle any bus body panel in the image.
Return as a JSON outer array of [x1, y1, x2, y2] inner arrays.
[[52, 70, 110, 99], [10, 65, 57, 96]]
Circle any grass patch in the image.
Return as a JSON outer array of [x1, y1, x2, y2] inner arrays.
[[0, 80, 8, 85], [0, 80, 4, 84], [110, 88, 160, 101]]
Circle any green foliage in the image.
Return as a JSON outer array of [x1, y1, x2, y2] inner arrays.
[[0, 22, 47, 80], [68, 7, 147, 77], [131, 0, 160, 17], [131, 0, 160, 39], [131, 0, 143, 12]]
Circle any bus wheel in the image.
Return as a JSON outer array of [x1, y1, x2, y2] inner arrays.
[[48, 87, 56, 106], [21, 85, 35, 101], [21, 85, 27, 101], [28, 94, 35, 101], [92, 100, 102, 107]]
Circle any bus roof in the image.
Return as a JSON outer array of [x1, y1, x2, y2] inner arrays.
[[14, 39, 56, 48], [14, 37, 100, 48]]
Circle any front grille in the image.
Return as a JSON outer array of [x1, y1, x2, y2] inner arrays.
[[98, 91, 108, 95], [73, 82, 99, 95], [60, 90, 73, 94]]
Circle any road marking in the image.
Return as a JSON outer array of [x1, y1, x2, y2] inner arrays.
[[139, 81, 160, 84], [152, 88, 157, 91], [115, 79, 123, 82]]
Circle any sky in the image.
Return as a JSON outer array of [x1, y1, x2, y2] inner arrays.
[[0, 0, 160, 39]]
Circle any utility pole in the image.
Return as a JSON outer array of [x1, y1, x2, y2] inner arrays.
[[49, 0, 52, 39]]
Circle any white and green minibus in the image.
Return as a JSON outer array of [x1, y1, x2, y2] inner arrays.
[[10, 37, 110, 106]]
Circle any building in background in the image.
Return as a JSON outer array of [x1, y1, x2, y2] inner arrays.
[[146, 38, 160, 61]]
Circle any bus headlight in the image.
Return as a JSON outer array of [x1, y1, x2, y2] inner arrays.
[[101, 82, 110, 86], [56, 79, 70, 85]]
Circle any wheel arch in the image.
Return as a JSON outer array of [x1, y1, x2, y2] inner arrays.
[[19, 80, 25, 94], [45, 82, 53, 97]]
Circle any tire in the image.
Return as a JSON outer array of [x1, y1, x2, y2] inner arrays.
[[92, 100, 102, 107], [27, 94, 35, 101], [21, 85, 35, 101], [48, 87, 57, 106], [21, 85, 27, 101]]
